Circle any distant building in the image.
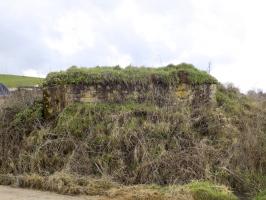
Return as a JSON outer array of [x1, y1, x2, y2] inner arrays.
[[0, 83, 9, 96]]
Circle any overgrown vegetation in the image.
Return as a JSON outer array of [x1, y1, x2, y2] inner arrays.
[[43, 63, 217, 87], [0, 64, 266, 199]]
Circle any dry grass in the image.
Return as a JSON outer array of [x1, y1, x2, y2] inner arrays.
[[0, 173, 237, 200], [0, 173, 118, 196], [105, 185, 193, 200]]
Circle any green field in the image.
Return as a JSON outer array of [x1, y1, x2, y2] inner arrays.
[[0, 74, 43, 88]]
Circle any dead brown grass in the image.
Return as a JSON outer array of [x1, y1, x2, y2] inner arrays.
[[0, 173, 194, 200], [0, 172, 118, 196], [106, 185, 193, 200]]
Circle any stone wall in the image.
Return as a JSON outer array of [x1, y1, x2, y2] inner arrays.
[[43, 83, 217, 118], [0, 87, 42, 108]]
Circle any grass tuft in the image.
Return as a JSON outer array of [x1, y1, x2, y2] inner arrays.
[[187, 181, 238, 200]]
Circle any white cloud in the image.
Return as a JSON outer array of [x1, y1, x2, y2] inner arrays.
[[0, 0, 265, 92], [106, 45, 132, 67], [45, 11, 97, 56], [22, 69, 45, 78]]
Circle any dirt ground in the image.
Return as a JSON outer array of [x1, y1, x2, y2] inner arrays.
[[0, 186, 102, 200]]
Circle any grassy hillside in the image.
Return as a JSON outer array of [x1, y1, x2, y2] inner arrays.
[[0, 64, 266, 199], [0, 74, 43, 88]]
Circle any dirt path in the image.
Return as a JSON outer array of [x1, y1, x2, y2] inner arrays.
[[0, 186, 101, 200]]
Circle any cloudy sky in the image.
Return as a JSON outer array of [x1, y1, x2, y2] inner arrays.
[[0, 0, 265, 92]]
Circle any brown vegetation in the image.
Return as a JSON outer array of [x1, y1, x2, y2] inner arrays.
[[0, 65, 266, 199]]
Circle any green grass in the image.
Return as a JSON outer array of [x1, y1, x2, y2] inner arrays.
[[55, 102, 159, 138], [254, 191, 266, 200], [0, 74, 43, 88], [43, 63, 217, 87], [187, 181, 238, 200]]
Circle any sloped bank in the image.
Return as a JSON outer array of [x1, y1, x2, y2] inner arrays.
[[0, 64, 265, 199]]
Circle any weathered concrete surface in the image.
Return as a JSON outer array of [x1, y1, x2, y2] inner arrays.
[[43, 83, 217, 118], [0, 186, 100, 200]]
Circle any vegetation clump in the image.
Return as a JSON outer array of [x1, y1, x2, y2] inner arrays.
[[187, 181, 237, 200], [43, 63, 217, 87]]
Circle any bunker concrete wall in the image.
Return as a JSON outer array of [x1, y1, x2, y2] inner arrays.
[[43, 83, 217, 118]]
